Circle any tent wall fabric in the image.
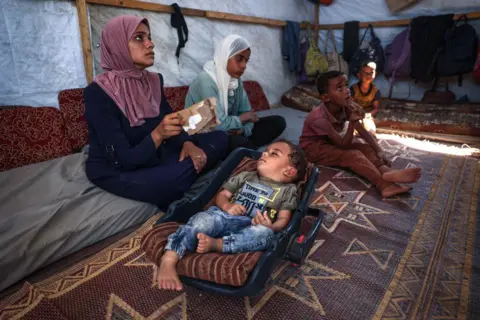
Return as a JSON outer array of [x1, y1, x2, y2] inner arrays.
[[0, 1, 86, 107], [318, 0, 480, 101], [88, 1, 313, 106], [0, 0, 314, 108]]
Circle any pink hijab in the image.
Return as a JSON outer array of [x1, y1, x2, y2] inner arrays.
[[94, 15, 161, 127]]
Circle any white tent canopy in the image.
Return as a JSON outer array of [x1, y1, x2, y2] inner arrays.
[[0, 0, 479, 107], [0, 0, 314, 108]]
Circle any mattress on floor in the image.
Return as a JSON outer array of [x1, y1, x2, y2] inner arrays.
[[0, 153, 159, 291]]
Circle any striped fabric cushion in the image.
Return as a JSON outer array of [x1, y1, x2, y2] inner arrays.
[[140, 222, 262, 287]]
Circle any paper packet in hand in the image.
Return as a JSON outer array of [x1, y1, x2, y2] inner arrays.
[[172, 97, 220, 135]]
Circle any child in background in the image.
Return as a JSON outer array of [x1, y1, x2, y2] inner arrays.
[[157, 139, 307, 291], [299, 71, 421, 199], [351, 61, 381, 134]]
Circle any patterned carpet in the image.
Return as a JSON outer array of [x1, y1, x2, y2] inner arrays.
[[0, 139, 479, 320]]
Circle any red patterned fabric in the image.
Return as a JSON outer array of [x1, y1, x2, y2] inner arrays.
[[58, 88, 88, 152], [56, 81, 270, 152], [244, 81, 270, 111], [163, 86, 190, 112], [0, 106, 72, 172]]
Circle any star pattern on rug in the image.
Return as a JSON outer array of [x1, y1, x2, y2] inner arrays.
[[343, 238, 394, 271], [332, 170, 372, 188], [245, 240, 350, 319], [378, 140, 426, 163], [105, 293, 186, 320], [383, 195, 420, 210], [317, 164, 372, 188], [311, 181, 390, 233]]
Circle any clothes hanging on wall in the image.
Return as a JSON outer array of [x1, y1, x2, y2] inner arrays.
[[170, 3, 188, 62], [409, 14, 454, 82], [323, 29, 349, 74], [436, 15, 478, 86], [384, 26, 412, 97], [282, 20, 301, 72], [349, 24, 385, 74], [342, 20, 359, 63], [298, 31, 310, 82], [474, 41, 480, 84]]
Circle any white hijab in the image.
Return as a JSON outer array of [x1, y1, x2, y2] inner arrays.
[[203, 34, 251, 115]]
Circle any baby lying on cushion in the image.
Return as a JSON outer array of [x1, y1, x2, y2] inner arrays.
[[157, 139, 307, 291]]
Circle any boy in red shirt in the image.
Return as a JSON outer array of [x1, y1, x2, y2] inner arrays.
[[300, 71, 421, 198]]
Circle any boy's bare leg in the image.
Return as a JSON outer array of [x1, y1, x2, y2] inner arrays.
[[157, 251, 183, 291], [197, 233, 223, 253], [379, 166, 421, 184]]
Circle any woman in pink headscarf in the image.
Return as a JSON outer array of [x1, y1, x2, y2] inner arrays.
[[84, 15, 228, 209]]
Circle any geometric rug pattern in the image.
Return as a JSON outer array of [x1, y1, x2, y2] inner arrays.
[[0, 139, 478, 320]]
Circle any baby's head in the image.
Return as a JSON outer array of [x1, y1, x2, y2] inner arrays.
[[257, 140, 307, 184], [357, 61, 377, 84], [316, 71, 351, 108]]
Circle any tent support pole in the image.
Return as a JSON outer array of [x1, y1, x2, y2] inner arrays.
[[317, 12, 480, 29], [76, 0, 94, 84]]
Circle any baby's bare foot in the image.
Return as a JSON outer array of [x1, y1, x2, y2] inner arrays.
[[196, 233, 222, 253], [157, 251, 182, 291], [383, 168, 421, 184]]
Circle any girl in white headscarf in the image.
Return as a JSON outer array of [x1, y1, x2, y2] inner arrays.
[[185, 34, 286, 151]]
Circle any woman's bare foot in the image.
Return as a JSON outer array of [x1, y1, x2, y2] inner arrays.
[[381, 183, 413, 198], [157, 251, 183, 291], [382, 168, 421, 184], [196, 233, 223, 253]]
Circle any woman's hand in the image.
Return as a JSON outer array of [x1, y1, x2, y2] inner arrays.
[[152, 113, 185, 143], [239, 110, 259, 123], [179, 141, 207, 173]]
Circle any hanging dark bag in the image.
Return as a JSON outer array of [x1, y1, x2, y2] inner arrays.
[[349, 24, 385, 75], [436, 15, 478, 86], [409, 14, 454, 82], [342, 20, 359, 63]]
